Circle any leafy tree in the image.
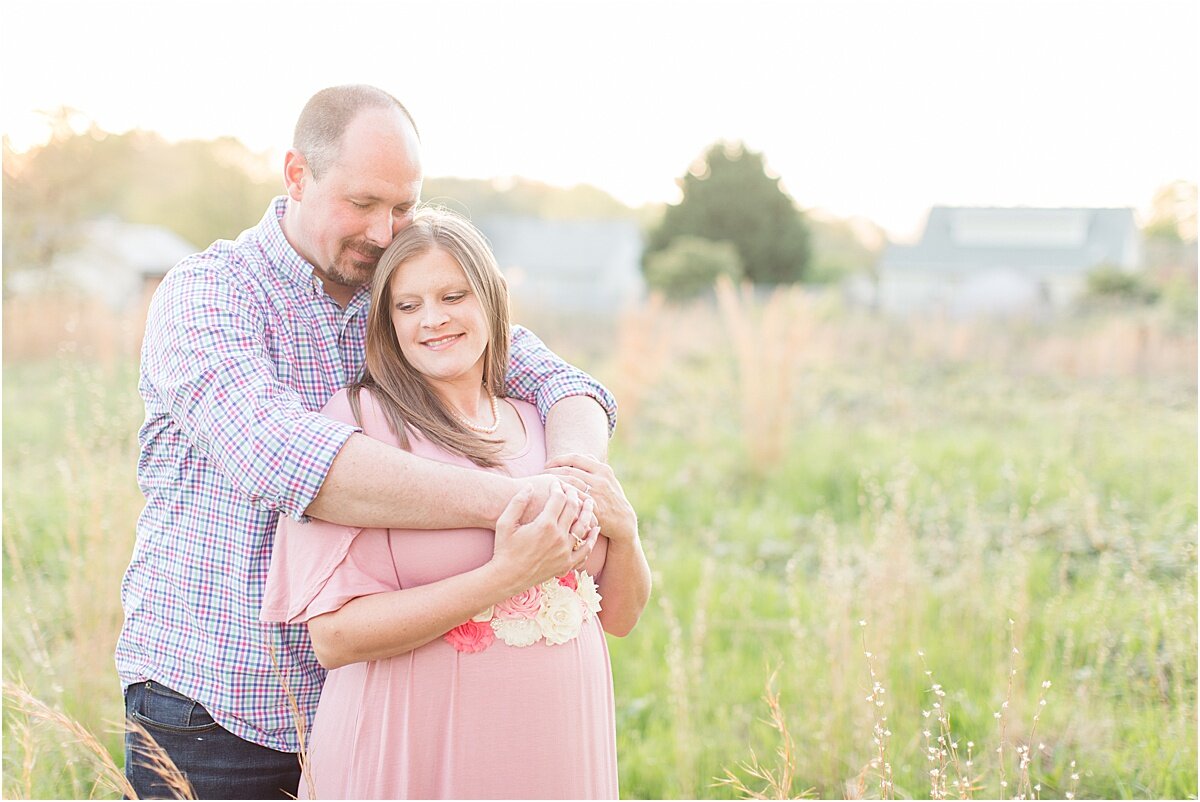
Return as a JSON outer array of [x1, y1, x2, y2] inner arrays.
[[646, 141, 810, 285], [3, 109, 103, 273], [1144, 180, 1197, 243], [4, 110, 279, 281], [644, 236, 743, 299]]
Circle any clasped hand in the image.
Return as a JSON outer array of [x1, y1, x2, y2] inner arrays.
[[490, 477, 599, 596], [544, 453, 638, 545]]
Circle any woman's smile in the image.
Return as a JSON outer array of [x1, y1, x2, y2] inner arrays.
[[421, 333, 465, 350]]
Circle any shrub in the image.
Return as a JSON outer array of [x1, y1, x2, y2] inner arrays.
[[643, 236, 743, 300], [1085, 264, 1159, 304]]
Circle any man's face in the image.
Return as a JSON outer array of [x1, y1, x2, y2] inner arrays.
[[289, 107, 423, 298]]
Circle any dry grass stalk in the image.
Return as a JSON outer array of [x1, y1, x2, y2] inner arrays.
[[714, 670, 815, 800], [688, 555, 716, 688], [813, 514, 861, 781], [862, 464, 919, 650], [11, 713, 37, 798], [654, 548, 718, 799], [2, 679, 193, 800], [1015, 680, 1054, 801], [606, 290, 672, 438], [1065, 760, 1081, 800], [715, 277, 809, 469], [918, 653, 976, 799], [658, 578, 697, 798], [1, 294, 141, 364], [267, 640, 317, 800], [859, 621, 895, 800], [995, 620, 1019, 797], [124, 717, 198, 800]]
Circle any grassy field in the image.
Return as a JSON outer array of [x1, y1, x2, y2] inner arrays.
[[3, 289, 1196, 799]]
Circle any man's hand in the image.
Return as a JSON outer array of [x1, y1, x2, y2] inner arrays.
[[545, 453, 637, 545]]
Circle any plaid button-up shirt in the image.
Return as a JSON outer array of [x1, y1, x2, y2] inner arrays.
[[116, 197, 617, 751]]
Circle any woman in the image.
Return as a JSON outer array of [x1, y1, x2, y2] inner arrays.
[[261, 207, 651, 799]]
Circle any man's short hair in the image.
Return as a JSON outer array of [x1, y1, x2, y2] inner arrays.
[[294, 85, 418, 179]]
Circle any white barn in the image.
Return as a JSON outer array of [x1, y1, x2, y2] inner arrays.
[[474, 216, 645, 315], [863, 206, 1141, 317], [7, 217, 196, 310]]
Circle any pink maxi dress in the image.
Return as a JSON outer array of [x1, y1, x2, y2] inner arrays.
[[261, 389, 617, 799]]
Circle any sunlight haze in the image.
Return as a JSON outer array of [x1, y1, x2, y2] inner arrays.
[[2, 0, 1196, 239]]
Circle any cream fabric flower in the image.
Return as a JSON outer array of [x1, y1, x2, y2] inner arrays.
[[491, 616, 542, 648], [536, 583, 585, 645], [576, 572, 603, 620]]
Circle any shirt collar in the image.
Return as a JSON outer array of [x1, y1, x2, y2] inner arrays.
[[257, 196, 372, 308]]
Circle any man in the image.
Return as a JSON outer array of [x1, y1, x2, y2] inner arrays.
[[118, 85, 615, 799]]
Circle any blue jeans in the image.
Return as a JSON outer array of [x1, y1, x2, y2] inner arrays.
[[124, 681, 300, 799]]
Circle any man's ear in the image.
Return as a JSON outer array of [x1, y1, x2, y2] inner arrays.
[[283, 149, 309, 202]]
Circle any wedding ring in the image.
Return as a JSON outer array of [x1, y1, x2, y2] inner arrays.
[[583, 484, 591, 495]]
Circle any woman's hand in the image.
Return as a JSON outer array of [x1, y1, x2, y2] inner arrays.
[[490, 483, 596, 597]]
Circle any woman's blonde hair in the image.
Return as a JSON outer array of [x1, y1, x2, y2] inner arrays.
[[348, 206, 511, 468]]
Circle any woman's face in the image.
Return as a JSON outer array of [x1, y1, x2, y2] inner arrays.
[[388, 246, 489, 387]]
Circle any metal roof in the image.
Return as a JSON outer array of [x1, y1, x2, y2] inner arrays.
[[881, 206, 1140, 275]]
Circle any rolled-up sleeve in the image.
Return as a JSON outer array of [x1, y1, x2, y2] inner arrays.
[[505, 325, 617, 435], [142, 260, 359, 520]]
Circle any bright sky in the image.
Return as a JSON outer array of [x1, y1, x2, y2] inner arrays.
[[2, 0, 1196, 240]]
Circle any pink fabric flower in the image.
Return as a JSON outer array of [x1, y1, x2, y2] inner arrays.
[[446, 571, 601, 653], [495, 586, 543, 619], [444, 620, 496, 653]]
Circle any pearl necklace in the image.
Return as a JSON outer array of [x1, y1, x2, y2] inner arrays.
[[452, 392, 501, 435]]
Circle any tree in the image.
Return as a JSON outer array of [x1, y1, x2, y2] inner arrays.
[[645, 141, 810, 285], [644, 236, 743, 299], [3, 110, 279, 280], [3, 109, 101, 274], [1144, 180, 1197, 244]]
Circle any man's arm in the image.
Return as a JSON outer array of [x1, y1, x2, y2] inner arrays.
[[544, 395, 609, 461], [144, 261, 363, 521], [303, 388, 588, 531], [506, 325, 616, 463], [304, 324, 617, 526], [147, 263, 534, 530], [312, 324, 616, 525], [305, 432, 522, 529], [148, 268, 610, 530]]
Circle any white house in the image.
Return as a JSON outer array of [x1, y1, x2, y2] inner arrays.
[[7, 217, 196, 309], [860, 206, 1141, 317], [474, 216, 645, 315]]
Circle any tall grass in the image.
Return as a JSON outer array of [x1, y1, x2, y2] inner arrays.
[[3, 290, 1196, 799]]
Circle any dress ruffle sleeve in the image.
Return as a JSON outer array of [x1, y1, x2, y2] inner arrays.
[[260, 388, 400, 624]]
